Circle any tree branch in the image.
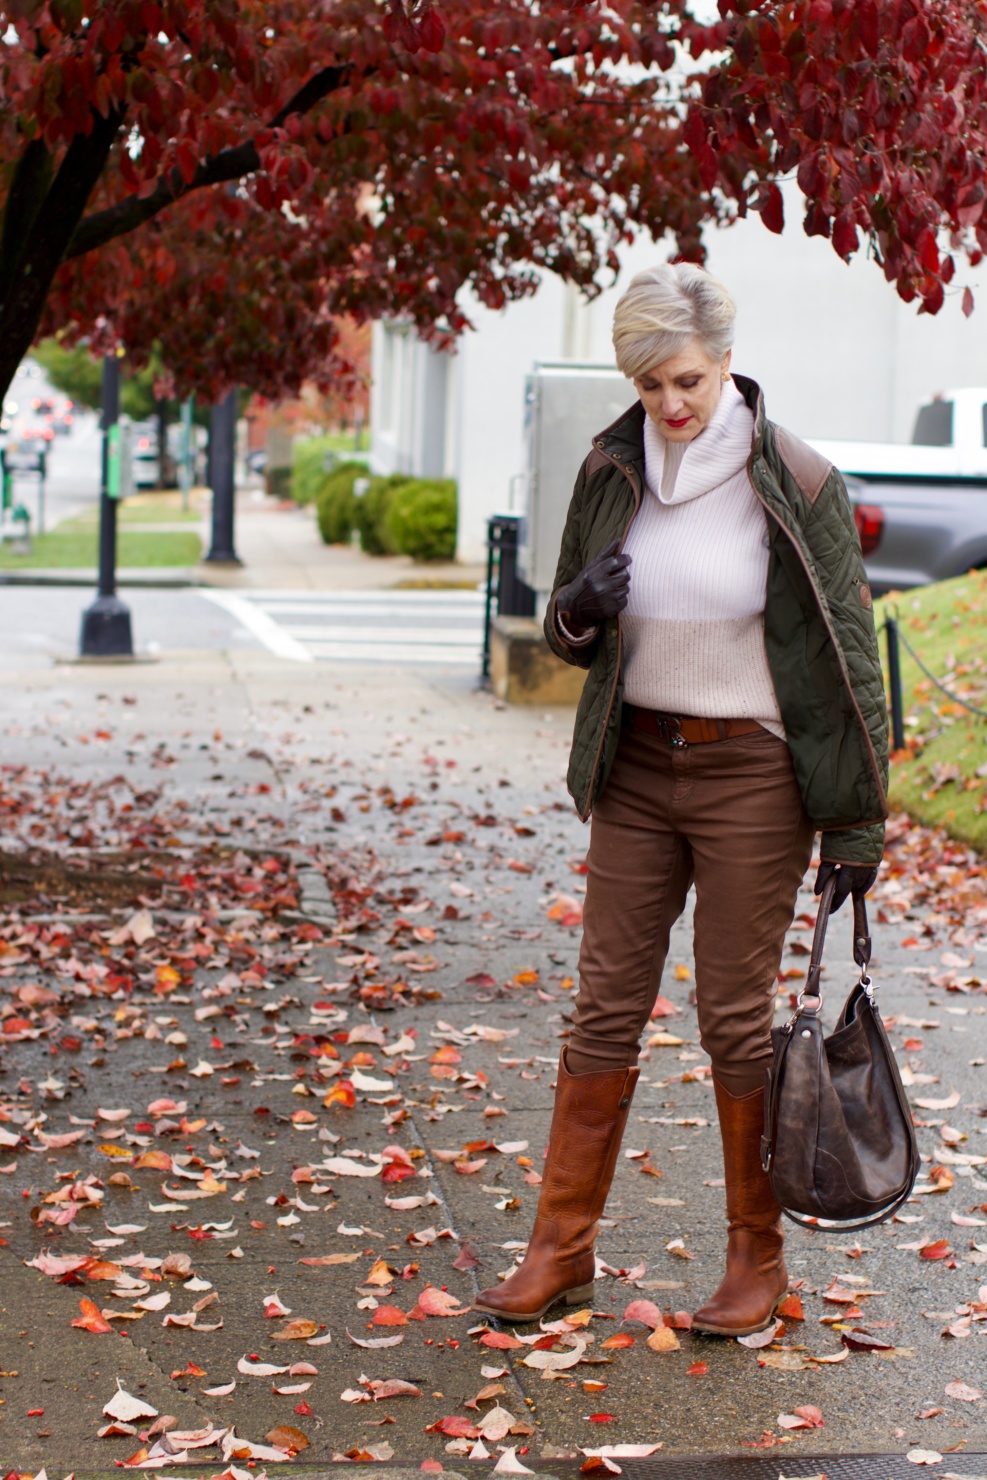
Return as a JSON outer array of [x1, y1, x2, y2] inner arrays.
[[65, 61, 352, 261]]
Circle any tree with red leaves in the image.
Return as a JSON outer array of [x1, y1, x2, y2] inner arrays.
[[687, 0, 987, 318], [2, 0, 985, 408]]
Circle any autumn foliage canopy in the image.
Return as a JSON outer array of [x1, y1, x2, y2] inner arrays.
[[1, 0, 985, 404]]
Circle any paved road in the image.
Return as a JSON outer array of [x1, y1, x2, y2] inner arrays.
[[202, 587, 487, 666], [0, 586, 488, 678], [4, 358, 101, 531]]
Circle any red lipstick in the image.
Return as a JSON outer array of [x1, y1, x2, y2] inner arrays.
[[665, 415, 692, 428]]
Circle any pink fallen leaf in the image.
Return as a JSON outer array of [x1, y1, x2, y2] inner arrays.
[[622, 1299, 663, 1329], [417, 1286, 470, 1317]]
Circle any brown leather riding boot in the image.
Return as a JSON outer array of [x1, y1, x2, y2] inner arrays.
[[692, 1078, 788, 1337], [474, 1049, 639, 1323]]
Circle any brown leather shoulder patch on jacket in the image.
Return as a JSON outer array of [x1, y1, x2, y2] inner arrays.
[[773, 425, 832, 505], [585, 446, 610, 478]]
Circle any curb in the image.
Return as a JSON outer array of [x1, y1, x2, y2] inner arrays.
[[0, 568, 202, 589]]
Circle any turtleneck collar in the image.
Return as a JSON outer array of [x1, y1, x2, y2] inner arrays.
[[642, 378, 754, 506]]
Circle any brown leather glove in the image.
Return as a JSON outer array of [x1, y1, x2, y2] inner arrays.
[[556, 540, 631, 632], [814, 860, 878, 914]]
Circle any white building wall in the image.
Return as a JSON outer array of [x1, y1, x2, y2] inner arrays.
[[371, 176, 986, 564]]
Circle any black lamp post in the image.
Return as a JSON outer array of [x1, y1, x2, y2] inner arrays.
[[79, 354, 134, 657], [204, 387, 241, 564]]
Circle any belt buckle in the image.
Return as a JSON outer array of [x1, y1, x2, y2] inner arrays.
[[656, 713, 687, 748]]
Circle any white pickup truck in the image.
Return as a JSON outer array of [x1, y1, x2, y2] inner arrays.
[[809, 387, 987, 592]]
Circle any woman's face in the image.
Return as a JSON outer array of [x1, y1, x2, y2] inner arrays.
[[633, 338, 732, 443]]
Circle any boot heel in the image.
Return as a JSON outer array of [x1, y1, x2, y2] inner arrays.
[[565, 1283, 595, 1305]]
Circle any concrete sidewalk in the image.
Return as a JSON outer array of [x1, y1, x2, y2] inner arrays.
[[1, 489, 487, 594], [0, 647, 984, 1474]]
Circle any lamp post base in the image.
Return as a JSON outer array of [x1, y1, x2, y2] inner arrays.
[[79, 593, 133, 657]]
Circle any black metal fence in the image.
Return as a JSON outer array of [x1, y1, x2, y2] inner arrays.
[[481, 514, 536, 682]]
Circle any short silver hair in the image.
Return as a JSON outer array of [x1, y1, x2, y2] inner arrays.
[[612, 263, 736, 379]]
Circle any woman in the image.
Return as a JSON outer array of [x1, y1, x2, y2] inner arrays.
[[475, 263, 888, 1337]]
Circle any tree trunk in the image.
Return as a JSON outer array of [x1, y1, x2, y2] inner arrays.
[[0, 107, 124, 406]]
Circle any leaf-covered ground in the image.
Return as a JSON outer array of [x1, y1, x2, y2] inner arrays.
[[0, 653, 984, 1477]]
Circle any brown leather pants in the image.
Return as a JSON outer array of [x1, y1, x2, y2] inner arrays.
[[568, 721, 815, 1095]]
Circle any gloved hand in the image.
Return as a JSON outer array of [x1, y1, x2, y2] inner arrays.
[[814, 860, 878, 914], [557, 540, 631, 632]]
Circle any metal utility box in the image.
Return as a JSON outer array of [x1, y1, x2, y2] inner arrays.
[[517, 362, 637, 597]]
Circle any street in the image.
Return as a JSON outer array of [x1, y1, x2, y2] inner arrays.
[[0, 647, 984, 1474]]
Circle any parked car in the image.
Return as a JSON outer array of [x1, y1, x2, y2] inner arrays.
[[131, 420, 160, 488], [809, 388, 987, 593]]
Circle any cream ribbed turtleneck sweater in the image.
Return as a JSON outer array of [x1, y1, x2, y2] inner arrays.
[[621, 379, 785, 737]]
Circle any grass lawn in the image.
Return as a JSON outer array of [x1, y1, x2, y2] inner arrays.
[[0, 523, 202, 569], [0, 494, 205, 568], [875, 569, 987, 852]]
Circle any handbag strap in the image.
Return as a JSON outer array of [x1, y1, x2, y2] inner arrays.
[[799, 873, 873, 1013]]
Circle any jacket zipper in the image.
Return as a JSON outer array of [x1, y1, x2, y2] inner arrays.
[[579, 442, 643, 822], [745, 455, 889, 819]]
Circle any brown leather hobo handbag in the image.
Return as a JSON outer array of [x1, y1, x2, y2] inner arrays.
[[761, 874, 919, 1231]]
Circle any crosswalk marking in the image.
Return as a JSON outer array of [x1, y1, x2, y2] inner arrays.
[[201, 588, 486, 666]]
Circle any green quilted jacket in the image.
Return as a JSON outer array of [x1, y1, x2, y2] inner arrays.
[[544, 374, 889, 867]]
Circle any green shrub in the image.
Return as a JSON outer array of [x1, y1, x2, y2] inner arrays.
[[355, 474, 411, 555], [292, 436, 336, 505], [386, 479, 458, 562], [315, 462, 365, 544]]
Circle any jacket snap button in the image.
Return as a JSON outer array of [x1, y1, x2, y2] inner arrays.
[[801, 1029, 811, 1038], [619, 1096, 630, 1108]]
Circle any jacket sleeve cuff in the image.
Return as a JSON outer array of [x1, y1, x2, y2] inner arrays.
[[819, 822, 885, 868], [555, 609, 599, 647]]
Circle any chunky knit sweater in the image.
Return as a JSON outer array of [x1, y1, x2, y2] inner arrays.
[[621, 379, 785, 736]]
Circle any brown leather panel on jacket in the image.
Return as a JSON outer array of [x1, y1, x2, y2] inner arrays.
[[773, 425, 833, 505]]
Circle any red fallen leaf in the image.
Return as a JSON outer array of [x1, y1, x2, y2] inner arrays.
[[920, 1240, 953, 1261], [600, 1333, 635, 1350], [479, 1330, 525, 1350], [649, 994, 679, 1018], [821, 1284, 859, 1304], [71, 1298, 113, 1333], [382, 1163, 416, 1183], [622, 1299, 663, 1329], [465, 973, 497, 989], [324, 1081, 356, 1109], [664, 1311, 693, 1331], [452, 1242, 480, 1272], [778, 1405, 824, 1430], [265, 1423, 310, 1453], [841, 1329, 894, 1353], [171, 1362, 207, 1378], [581, 1460, 615, 1474], [421, 1462, 444, 1473], [425, 1415, 480, 1437], [776, 1294, 805, 1321], [371, 1305, 410, 1326], [295, 1400, 314, 1415], [507, 860, 533, 874], [27, 1408, 44, 1416], [588, 1412, 616, 1423], [687, 1361, 708, 1376]]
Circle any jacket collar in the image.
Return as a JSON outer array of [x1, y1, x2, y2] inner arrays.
[[592, 372, 766, 467]]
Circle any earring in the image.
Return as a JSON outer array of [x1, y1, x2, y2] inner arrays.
[[721, 372, 730, 381]]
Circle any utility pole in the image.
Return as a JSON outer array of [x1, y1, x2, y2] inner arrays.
[[79, 354, 134, 657], [204, 387, 241, 564]]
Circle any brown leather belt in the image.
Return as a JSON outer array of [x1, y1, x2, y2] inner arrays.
[[623, 704, 766, 747]]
